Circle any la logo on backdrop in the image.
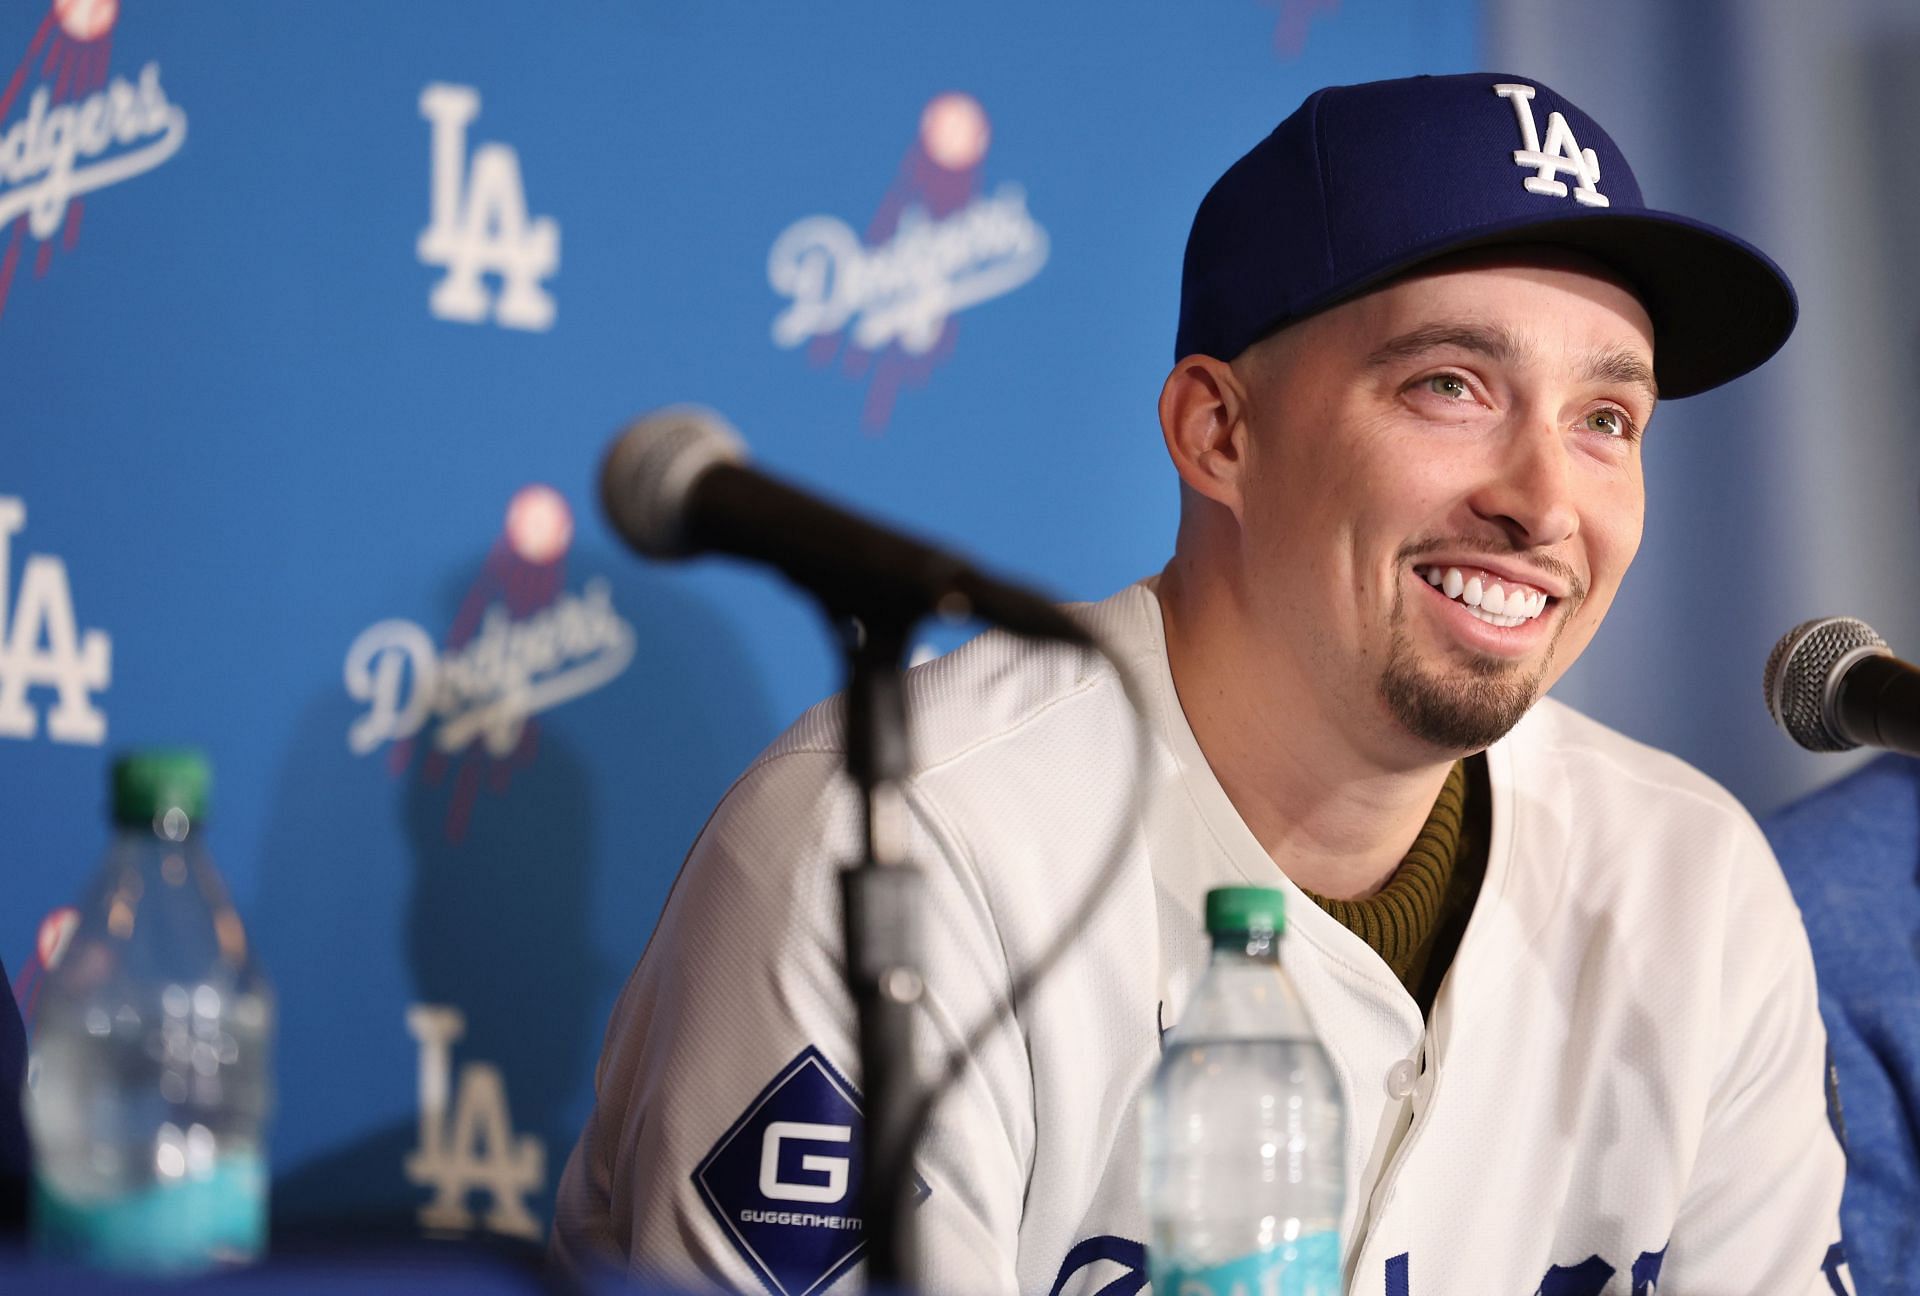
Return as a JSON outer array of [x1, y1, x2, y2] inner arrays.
[[404, 1005, 544, 1241], [0, 495, 110, 745], [418, 82, 559, 331], [0, 0, 186, 322], [341, 486, 636, 842], [768, 92, 1048, 431]]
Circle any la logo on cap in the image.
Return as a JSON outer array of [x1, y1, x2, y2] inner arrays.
[[1493, 83, 1609, 208]]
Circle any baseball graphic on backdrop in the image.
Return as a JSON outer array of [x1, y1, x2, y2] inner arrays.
[[921, 92, 990, 171], [55, 0, 117, 42], [506, 484, 574, 565]]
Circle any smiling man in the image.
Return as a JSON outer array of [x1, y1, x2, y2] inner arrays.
[[1155, 248, 1656, 907], [555, 75, 1849, 1295]]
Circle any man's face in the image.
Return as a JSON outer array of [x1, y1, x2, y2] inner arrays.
[[1229, 251, 1656, 758]]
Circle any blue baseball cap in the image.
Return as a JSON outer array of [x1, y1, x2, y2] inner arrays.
[[1175, 73, 1796, 398]]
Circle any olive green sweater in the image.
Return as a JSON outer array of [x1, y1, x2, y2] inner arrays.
[[1304, 756, 1489, 1016]]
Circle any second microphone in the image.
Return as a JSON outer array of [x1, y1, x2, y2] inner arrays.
[[1764, 615, 1920, 759]]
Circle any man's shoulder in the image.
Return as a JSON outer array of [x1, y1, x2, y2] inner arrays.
[[1510, 695, 1756, 827], [1502, 705, 1811, 1030], [1499, 697, 1791, 917]]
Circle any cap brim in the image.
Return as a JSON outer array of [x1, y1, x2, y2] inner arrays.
[[1286, 211, 1798, 400]]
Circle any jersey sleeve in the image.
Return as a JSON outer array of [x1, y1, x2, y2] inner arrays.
[[1661, 818, 1852, 1295], [550, 747, 1033, 1296]]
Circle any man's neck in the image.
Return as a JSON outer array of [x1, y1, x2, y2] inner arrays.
[[1155, 563, 1459, 902]]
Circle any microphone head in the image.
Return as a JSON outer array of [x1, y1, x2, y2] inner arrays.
[[599, 406, 747, 558], [1763, 615, 1890, 752]]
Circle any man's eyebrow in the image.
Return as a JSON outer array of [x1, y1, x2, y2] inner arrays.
[[1362, 323, 1522, 369], [1365, 321, 1660, 406], [1584, 349, 1660, 406]]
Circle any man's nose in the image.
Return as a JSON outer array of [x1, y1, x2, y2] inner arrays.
[[1467, 416, 1579, 549]]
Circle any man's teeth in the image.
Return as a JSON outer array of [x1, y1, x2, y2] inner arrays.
[[1417, 566, 1549, 628]]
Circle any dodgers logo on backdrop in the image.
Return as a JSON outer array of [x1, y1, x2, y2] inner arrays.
[[0, 496, 110, 745], [768, 92, 1048, 431], [1493, 83, 1608, 208], [418, 82, 559, 331], [695, 1046, 928, 1296], [404, 1005, 544, 1240], [0, 0, 187, 322], [341, 486, 634, 841]]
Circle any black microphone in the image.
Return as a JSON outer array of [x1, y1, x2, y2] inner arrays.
[[1763, 616, 1920, 757], [598, 406, 1092, 646]]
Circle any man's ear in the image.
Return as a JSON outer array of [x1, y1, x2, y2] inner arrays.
[[1159, 355, 1252, 520]]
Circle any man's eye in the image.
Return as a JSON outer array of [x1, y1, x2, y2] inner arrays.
[[1584, 408, 1635, 438], [1424, 374, 1471, 400]]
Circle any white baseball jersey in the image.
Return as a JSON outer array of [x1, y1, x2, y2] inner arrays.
[[552, 582, 1850, 1295]]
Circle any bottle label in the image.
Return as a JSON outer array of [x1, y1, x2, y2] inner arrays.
[[33, 1151, 267, 1273], [1150, 1231, 1341, 1296]]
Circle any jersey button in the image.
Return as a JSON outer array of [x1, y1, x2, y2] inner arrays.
[[1385, 1058, 1418, 1100]]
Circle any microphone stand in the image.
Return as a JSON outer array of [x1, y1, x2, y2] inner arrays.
[[837, 609, 922, 1293]]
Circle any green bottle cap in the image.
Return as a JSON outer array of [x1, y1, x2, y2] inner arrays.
[[111, 749, 211, 828], [1204, 885, 1287, 936]]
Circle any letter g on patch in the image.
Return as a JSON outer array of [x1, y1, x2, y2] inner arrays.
[[759, 1120, 852, 1204]]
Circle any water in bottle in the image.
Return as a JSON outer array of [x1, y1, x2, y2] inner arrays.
[[24, 750, 273, 1272], [1141, 885, 1345, 1295]]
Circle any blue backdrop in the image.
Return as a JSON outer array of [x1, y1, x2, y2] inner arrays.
[[1489, 0, 1920, 819], [2, 0, 1478, 1243]]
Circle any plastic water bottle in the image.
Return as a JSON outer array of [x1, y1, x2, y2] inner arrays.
[[24, 750, 273, 1272], [1141, 885, 1345, 1295]]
